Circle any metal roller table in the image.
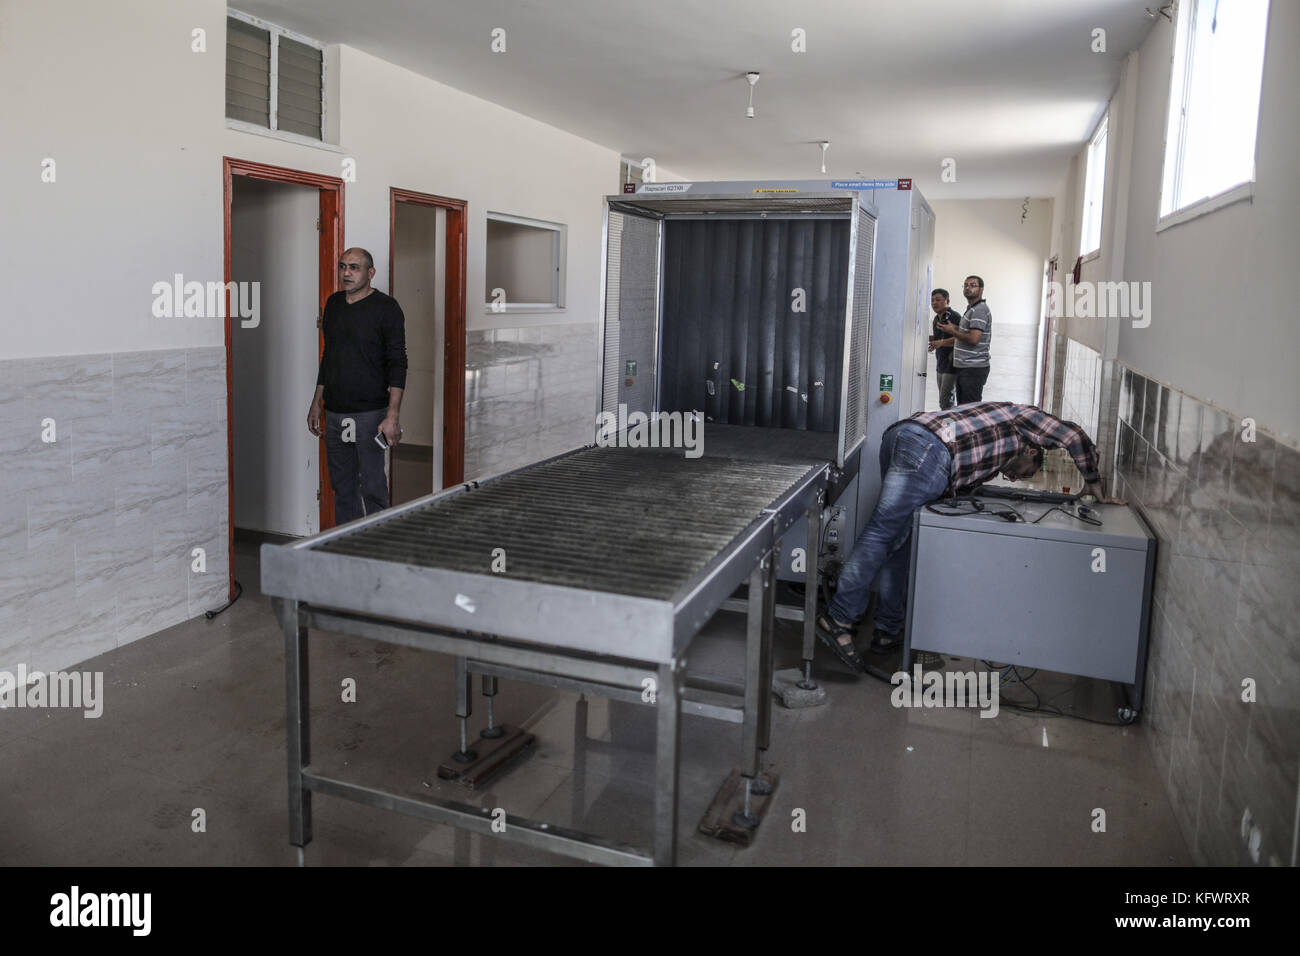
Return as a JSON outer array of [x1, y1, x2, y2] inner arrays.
[[261, 442, 829, 866]]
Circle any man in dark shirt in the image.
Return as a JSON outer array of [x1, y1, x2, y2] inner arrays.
[[814, 402, 1121, 672], [926, 288, 961, 409], [307, 247, 408, 525]]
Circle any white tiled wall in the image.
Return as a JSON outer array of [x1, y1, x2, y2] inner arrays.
[[0, 347, 230, 674], [463, 323, 597, 479]]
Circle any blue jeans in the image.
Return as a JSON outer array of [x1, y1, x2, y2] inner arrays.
[[828, 422, 951, 633], [324, 408, 390, 525]]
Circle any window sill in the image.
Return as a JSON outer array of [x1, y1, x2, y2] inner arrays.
[[483, 305, 566, 315], [1156, 180, 1254, 233], [224, 119, 344, 154], [469, 311, 589, 331], [1080, 248, 1101, 265]]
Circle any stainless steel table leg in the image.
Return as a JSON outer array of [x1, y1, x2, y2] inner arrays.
[[757, 547, 777, 753], [275, 597, 312, 848], [573, 694, 589, 829], [801, 495, 823, 688], [741, 557, 766, 780], [653, 662, 682, 867], [453, 655, 476, 761], [480, 674, 504, 739]]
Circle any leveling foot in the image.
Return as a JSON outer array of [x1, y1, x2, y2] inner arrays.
[[437, 725, 535, 789], [699, 769, 780, 846]]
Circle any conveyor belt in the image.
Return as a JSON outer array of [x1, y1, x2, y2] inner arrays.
[[262, 443, 828, 662], [692, 424, 838, 467], [318, 446, 815, 601]]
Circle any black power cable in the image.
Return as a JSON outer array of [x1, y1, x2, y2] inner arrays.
[[205, 580, 244, 620]]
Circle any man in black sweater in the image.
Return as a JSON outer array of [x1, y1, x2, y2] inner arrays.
[[307, 247, 408, 525], [927, 288, 961, 409]]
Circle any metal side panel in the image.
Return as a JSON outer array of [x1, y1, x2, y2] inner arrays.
[[907, 522, 1148, 683], [261, 546, 678, 663], [670, 463, 828, 646]]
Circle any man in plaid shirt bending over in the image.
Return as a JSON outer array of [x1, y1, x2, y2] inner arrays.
[[815, 402, 1119, 672]]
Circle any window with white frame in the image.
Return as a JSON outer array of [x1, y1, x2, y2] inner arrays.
[[1160, 0, 1270, 218], [226, 9, 326, 141], [620, 158, 645, 189], [485, 214, 566, 311], [1080, 116, 1108, 256]]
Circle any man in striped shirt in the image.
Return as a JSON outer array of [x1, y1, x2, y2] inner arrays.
[[814, 402, 1113, 672], [936, 276, 992, 403]]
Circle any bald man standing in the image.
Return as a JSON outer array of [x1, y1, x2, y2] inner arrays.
[[307, 247, 408, 525]]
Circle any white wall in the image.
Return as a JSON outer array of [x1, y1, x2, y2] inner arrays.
[[924, 199, 1052, 408], [393, 201, 443, 466], [0, 0, 653, 668], [1049, 4, 1300, 444], [230, 178, 320, 536], [1116, 2, 1300, 443], [0, 0, 632, 358]]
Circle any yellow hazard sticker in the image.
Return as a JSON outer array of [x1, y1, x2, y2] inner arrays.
[[752, 188, 798, 193]]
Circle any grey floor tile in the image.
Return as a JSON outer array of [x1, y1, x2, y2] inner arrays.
[[3, 539, 1207, 867]]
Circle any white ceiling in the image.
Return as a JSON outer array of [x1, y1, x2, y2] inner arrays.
[[235, 0, 1156, 199]]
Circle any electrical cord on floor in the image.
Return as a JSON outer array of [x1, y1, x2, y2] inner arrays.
[[978, 659, 1136, 725], [205, 580, 243, 620]]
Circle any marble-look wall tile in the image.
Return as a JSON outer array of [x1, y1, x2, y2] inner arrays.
[[27, 477, 116, 549], [1115, 364, 1299, 865], [116, 457, 187, 525], [185, 348, 227, 406], [152, 403, 224, 463], [0, 364, 27, 427], [0, 497, 28, 557], [75, 516, 154, 594], [28, 591, 119, 675], [1139, 377, 1162, 447], [115, 557, 189, 646], [0, 540, 76, 619], [22, 355, 114, 423], [464, 323, 596, 480], [1170, 391, 1202, 471], [0, 427, 74, 494], [71, 413, 152, 478], [1227, 431, 1276, 529], [1, 348, 232, 676], [113, 349, 187, 415]]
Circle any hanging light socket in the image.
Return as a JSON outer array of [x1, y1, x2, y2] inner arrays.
[[745, 72, 760, 119], [818, 140, 830, 174]]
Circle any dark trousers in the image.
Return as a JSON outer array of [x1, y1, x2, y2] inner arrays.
[[937, 371, 958, 410], [955, 365, 990, 404], [324, 408, 389, 525]]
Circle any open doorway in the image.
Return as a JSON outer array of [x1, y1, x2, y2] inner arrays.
[[223, 158, 343, 596], [388, 188, 467, 504]]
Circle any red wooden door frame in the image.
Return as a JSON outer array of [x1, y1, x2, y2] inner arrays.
[[388, 187, 468, 489], [1037, 256, 1058, 408], [222, 157, 345, 598]]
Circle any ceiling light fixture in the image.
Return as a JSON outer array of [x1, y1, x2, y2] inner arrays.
[[745, 72, 760, 119], [818, 141, 830, 174]]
